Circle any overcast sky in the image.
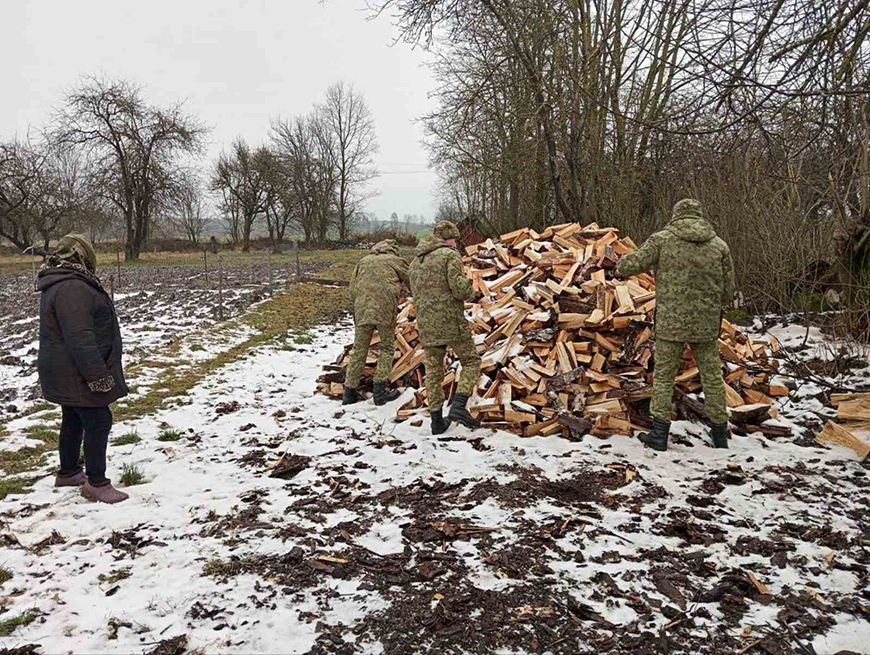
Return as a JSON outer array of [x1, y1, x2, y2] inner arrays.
[[3, 0, 439, 221]]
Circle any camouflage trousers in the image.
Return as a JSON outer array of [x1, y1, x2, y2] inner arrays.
[[652, 339, 728, 425], [424, 331, 482, 410], [345, 322, 396, 388]]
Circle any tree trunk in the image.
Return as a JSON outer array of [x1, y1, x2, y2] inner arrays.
[[242, 215, 254, 252], [124, 209, 137, 261]]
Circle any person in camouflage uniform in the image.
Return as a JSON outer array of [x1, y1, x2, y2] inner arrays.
[[617, 198, 736, 451], [409, 221, 481, 434], [344, 239, 410, 406]]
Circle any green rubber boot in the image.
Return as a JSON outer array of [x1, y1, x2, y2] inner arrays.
[[431, 409, 451, 435], [639, 417, 670, 452], [448, 393, 479, 429], [342, 386, 359, 406], [373, 382, 400, 406], [711, 423, 729, 449]]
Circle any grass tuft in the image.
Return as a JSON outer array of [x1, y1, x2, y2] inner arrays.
[[202, 557, 242, 578], [19, 401, 54, 418], [0, 566, 12, 585], [24, 423, 60, 447], [156, 429, 184, 442], [0, 446, 51, 476], [0, 609, 40, 637], [111, 430, 142, 446], [119, 463, 145, 487], [98, 567, 132, 585], [0, 476, 37, 500]]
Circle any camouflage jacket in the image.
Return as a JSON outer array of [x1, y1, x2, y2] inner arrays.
[[616, 217, 735, 342], [349, 240, 410, 326], [409, 235, 475, 347]]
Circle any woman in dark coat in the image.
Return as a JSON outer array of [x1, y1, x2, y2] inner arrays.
[[37, 234, 130, 504]]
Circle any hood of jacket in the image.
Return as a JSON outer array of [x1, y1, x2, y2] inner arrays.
[[371, 239, 399, 256], [37, 267, 101, 293], [415, 234, 453, 258], [666, 217, 717, 243]]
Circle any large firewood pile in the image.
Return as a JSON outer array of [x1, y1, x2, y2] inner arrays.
[[318, 222, 787, 439]]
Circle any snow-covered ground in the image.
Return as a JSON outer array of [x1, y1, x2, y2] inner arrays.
[[1, 315, 869, 654]]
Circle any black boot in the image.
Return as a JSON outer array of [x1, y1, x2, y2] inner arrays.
[[373, 382, 400, 406], [711, 423, 729, 449], [448, 393, 479, 429], [639, 417, 670, 452], [342, 386, 359, 405], [431, 409, 451, 435]]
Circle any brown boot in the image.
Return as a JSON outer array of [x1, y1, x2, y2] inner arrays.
[[81, 482, 129, 504], [55, 471, 86, 487]]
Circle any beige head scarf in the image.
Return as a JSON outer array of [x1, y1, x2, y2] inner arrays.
[[53, 234, 97, 273]]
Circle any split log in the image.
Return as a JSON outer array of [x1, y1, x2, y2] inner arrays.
[[816, 421, 870, 460], [729, 404, 774, 425]]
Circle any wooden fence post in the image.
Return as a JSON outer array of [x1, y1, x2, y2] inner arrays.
[[203, 249, 209, 285], [268, 250, 273, 297], [29, 249, 37, 291], [218, 254, 224, 321], [116, 249, 122, 289], [295, 240, 301, 281]]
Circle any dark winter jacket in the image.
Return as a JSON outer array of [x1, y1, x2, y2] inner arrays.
[[37, 267, 129, 407]]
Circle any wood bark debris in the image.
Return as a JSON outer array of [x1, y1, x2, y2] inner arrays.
[[317, 222, 780, 439]]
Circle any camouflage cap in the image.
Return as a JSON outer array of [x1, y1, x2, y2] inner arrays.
[[433, 220, 461, 241], [55, 233, 97, 272], [672, 198, 704, 221]]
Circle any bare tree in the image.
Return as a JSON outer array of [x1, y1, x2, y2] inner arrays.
[[434, 197, 463, 223], [258, 147, 297, 248], [270, 115, 337, 243], [53, 76, 208, 260], [219, 192, 242, 246], [210, 138, 271, 252], [316, 81, 380, 240], [168, 173, 209, 243], [0, 139, 86, 251], [0, 139, 45, 250]]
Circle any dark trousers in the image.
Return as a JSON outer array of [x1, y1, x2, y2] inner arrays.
[[59, 406, 113, 486]]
